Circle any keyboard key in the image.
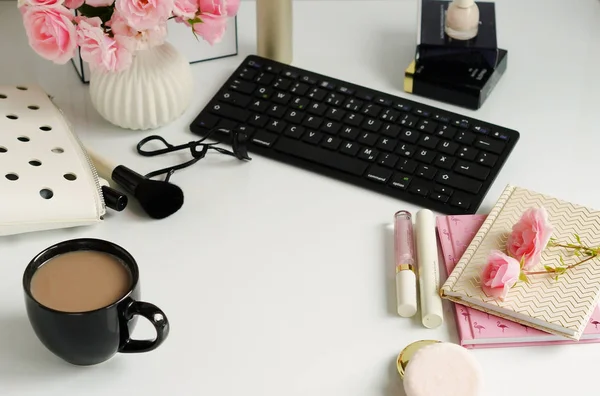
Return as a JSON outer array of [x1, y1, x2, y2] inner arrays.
[[255, 72, 275, 85], [409, 184, 429, 196], [303, 115, 323, 129], [247, 59, 262, 68], [284, 125, 305, 139], [452, 118, 470, 129], [301, 75, 317, 84], [343, 113, 364, 126], [397, 143, 416, 158], [419, 135, 439, 149], [396, 158, 417, 173], [308, 102, 327, 116], [472, 125, 490, 134], [381, 124, 401, 138], [252, 130, 279, 147], [455, 131, 475, 145], [436, 125, 457, 139], [267, 119, 286, 133], [366, 165, 392, 183], [457, 146, 479, 161], [362, 104, 382, 117], [273, 77, 291, 90], [416, 164, 437, 180], [380, 109, 399, 123], [216, 118, 236, 131], [325, 93, 345, 106], [289, 82, 309, 95], [249, 113, 268, 127], [322, 135, 341, 150], [229, 79, 256, 94], [285, 109, 305, 124], [267, 104, 286, 118], [434, 185, 453, 196], [340, 141, 360, 156], [415, 148, 436, 163], [356, 91, 374, 101], [399, 129, 419, 144], [394, 102, 412, 112], [209, 103, 250, 123], [308, 87, 327, 101], [275, 137, 368, 176], [436, 172, 482, 194], [492, 131, 510, 141], [283, 70, 299, 79], [363, 118, 382, 132], [399, 114, 418, 127], [221, 91, 251, 107], [413, 108, 430, 117], [476, 152, 498, 167], [344, 98, 363, 111], [337, 86, 355, 95], [375, 96, 392, 106], [376, 137, 397, 152], [474, 137, 505, 154], [438, 140, 459, 155], [431, 193, 449, 203], [390, 173, 412, 190], [250, 99, 269, 112], [235, 125, 254, 138], [358, 147, 379, 162], [325, 107, 345, 121], [417, 120, 437, 134], [450, 194, 471, 210], [358, 132, 378, 146], [339, 126, 360, 140], [265, 65, 281, 74], [302, 130, 323, 145], [238, 68, 257, 81], [272, 91, 291, 105], [378, 153, 399, 168], [290, 97, 309, 110], [322, 120, 341, 134], [433, 114, 450, 123], [454, 161, 490, 181], [193, 113, 219, 129], [433, 154, 455, 170], [255, 86, 273, 99], [319, 80, 336, 90]]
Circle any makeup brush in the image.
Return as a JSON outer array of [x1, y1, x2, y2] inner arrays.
[[86, 149, 184, 220]]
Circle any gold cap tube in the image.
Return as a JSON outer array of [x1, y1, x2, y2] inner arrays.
[[256, 0, 293, 64]]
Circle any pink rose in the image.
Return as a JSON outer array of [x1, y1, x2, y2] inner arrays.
[[76, 16, 132, 72], [115, 0, 174, 31], [173, 0, 197, 19], [19, 0, 64, 7], [481, 250, 521, 301], [191, 0, 238, 45], [86, 0, 115, 6], [63, 0, 84, 8], [108, 11, 167, 51], [22, 5, 77, 64], [506, 207, 553, 270]]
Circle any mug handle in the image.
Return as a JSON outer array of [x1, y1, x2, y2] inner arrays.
[[120, 301, 170, 353]]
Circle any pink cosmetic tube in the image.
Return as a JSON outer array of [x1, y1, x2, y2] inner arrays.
[[394, 210, 418, 317]]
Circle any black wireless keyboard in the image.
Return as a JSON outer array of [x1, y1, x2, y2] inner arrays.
[[190, 55, 520, 214]]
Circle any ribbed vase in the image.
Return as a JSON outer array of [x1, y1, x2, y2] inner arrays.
[[89, 42, 193, 131]]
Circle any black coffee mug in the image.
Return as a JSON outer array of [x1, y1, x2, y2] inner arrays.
[[23, 238, 169, 366]]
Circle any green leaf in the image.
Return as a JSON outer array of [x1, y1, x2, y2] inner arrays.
[[559, 256, 566, 266], [575, 234, 582, 244], [519, 256, 525, 269], [574, 250, 581, 257], [519, 272, 530, 284], [188, 17, 203, 24], [554, 275, 560, 281], [555, 267, 567, 275], [544, 265, 556, 272]]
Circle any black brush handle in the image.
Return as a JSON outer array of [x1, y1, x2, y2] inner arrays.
[[101, 185, 128, 212], [111, 165, 146, 195]]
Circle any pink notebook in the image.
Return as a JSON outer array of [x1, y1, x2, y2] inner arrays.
[[437, 214, 600, 349]]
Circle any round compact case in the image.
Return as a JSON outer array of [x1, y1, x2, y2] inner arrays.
[[397, 340, 484, 396]]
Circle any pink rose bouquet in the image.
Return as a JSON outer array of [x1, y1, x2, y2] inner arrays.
[[18, 0, 240, 73], [480, 206, 600, 300]]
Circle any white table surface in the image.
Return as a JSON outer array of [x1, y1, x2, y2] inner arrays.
[[2, 0, 600, 395]]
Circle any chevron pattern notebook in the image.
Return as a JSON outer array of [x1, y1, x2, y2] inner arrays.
[[440, 184, 600, 341], [437, 214, 600, 348]]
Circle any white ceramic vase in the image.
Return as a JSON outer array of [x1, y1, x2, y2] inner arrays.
[[89, 42, 194, 131]]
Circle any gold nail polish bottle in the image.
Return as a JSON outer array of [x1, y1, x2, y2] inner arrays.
[[256, 0, 293, 64]]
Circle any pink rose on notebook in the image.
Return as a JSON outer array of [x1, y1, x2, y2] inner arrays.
[[481, 251, 520, 300], [506, 207, 554, 270]]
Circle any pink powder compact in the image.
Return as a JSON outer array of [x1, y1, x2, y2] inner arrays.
[[397, 341, 483, 396]]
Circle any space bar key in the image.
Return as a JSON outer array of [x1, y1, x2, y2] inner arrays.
[[274, 137, 368, 176]]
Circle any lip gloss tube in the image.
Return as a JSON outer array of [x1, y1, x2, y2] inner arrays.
[[415, 209, 444, 329], [394, 211, 418, 318]]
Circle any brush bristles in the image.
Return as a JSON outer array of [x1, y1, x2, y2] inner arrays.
[[135, 180, 184, 219]]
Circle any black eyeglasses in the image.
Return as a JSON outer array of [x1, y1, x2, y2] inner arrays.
[[136, 127, 252, 182]]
